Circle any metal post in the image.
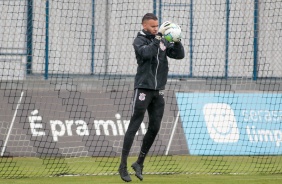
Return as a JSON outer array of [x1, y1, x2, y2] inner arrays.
[[26, 0, 33, 74], [158, 0, 162, 24], [45, 0, 49, 80], [189, 0, 193, 77], [153, 0, 157, 15], [104, 0, 110, 75], [91, 0, 95, 75], [225, 0, 230, 79], [253, 0, 259, 80]]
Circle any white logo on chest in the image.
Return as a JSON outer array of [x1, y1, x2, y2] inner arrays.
[[160, 41, 166, 51]]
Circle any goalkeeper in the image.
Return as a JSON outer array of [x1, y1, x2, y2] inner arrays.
[[119, 13, 185, 182]]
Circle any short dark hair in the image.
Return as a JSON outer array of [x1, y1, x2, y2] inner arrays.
[[142, 13, 158, 23]]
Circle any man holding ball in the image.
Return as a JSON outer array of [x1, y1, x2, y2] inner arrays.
[[119, 13, 185, 182]]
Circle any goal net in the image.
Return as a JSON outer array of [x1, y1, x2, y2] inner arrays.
[[0, 0, 281, 178]]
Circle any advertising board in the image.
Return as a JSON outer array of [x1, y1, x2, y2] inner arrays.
[[176, 93, 282, 155]]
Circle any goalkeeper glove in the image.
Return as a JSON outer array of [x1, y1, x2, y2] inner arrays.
[[158, 21, 172, 35]]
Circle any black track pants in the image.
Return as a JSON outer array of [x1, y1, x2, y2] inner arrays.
[[122, 88, 165, 157]]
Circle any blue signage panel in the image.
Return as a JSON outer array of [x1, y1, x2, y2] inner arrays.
[[176, 93, 282, 155]]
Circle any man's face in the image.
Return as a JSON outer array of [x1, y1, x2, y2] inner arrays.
[[142, 19, 158, 35]]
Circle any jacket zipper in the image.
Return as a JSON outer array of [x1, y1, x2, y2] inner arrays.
[[155, 48, 160, 89]]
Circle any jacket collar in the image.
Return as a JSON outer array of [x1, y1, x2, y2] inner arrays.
[[139, 29, 156, 40]]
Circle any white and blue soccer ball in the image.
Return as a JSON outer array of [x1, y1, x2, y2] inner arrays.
[[164, 23, 182, 42]]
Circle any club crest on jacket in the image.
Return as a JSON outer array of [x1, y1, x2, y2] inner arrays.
[[160, 41, 166, 51]]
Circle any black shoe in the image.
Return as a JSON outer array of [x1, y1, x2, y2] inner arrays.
[[119, 166, 132, 182], [131, 162, 144, 181]]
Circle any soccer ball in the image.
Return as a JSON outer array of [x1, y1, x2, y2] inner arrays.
[[164, 23, 181, 42]]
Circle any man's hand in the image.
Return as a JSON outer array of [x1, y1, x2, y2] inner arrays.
[[158, 21, 172, 35]]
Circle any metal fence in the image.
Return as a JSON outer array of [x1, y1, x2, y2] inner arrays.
[[0, 0, 281, 80]]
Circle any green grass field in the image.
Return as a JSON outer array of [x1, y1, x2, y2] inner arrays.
[[1, 174, 282, 184], [0, 156, 281, 183]]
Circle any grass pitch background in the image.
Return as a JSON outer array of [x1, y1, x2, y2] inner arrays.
[[0, 175, 282, 184], [0, 156, 281, 183]]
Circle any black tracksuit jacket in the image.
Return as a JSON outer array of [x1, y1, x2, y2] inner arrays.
[[133, 29, 185, 90]]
